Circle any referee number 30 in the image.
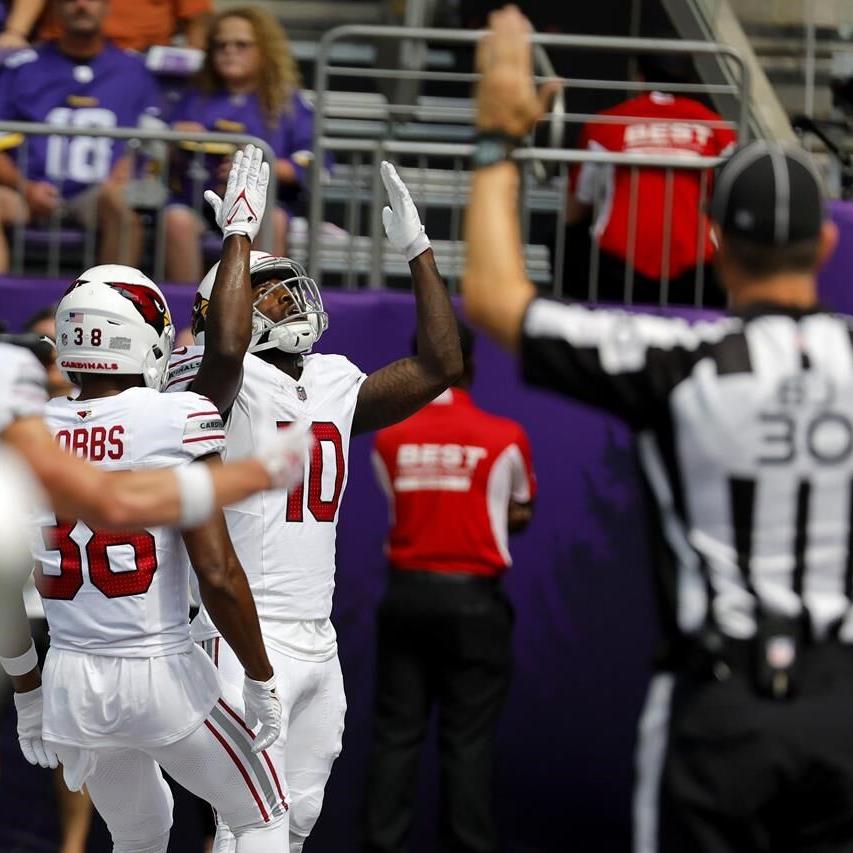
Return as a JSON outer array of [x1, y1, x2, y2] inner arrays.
[[757, 411, 853, 465]]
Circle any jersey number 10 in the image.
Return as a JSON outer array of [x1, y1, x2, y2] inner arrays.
[[277, 421, 344, 523]]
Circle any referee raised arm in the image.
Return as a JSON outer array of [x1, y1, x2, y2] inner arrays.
[[463, 7, 853, 852]]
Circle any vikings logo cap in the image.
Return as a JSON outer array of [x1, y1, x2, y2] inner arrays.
[[710, 140, 825, 246]]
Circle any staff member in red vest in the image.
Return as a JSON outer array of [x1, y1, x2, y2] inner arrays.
[[363, 322, 536, 853], [567, 53, 737, 306]]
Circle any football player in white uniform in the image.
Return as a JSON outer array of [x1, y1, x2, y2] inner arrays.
[[166, 161, 462, 852], [0, 145, 312, 853]]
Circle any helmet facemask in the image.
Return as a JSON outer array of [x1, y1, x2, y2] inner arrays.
[[248, 258, 328, 355]]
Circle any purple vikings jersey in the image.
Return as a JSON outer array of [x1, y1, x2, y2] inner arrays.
[[0, 42, 162, 198], [168, 88, 318, 204]]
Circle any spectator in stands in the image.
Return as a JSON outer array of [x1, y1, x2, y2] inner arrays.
[[39, 0, 212, 51], [566, 53, 736, 306], [163, 6, 314, 283], [0, 0, 42, 47], [0, 0, 163, 273]]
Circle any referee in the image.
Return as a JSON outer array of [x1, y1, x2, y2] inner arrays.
[[464, 7, 853, 852]]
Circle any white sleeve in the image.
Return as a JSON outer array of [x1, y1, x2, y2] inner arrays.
[[508, 445, 533, 503], [0, 345, 48, 433], [575, 140, 609, 205], [165, 392, 226, 462], [164, 347, 205, 394]]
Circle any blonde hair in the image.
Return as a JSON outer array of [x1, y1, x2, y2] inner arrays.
[[197, 7, 302, 125]]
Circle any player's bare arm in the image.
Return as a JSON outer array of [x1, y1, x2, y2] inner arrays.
[[508, 499, 534, 533], [1, 0, 46, 47], [3, 414, 311, 530], [190, 144, 270, 414], [184, 514, 272, 681], [462, 5, 561, 351], [352, 164, 463, 435]]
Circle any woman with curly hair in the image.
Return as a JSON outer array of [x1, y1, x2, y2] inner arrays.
[[164, 7, 314, 282]]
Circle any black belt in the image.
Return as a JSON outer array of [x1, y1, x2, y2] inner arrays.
[[389, 568, 500, 589], [672, 626, 853, 699]]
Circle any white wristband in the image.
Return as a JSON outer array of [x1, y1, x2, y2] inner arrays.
[[175, 463, 215, 529], [404, 230, 431, 263], [1, 640, 38, 676], [245, 672, 277, 691]]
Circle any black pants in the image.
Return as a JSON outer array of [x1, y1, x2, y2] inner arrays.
[[563, 247, 727, 308], [363, 570, 513, 853], [646, 644, 853, 853]]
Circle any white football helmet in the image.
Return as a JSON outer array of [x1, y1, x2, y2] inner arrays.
[[55, 265, 175, 390], [192, 252, 328, 355]]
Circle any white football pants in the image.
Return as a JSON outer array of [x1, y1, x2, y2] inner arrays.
[[203, 637, 346, 852], [54, 696, 288, 853]]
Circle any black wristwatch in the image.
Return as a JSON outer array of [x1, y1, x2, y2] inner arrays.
[[471, 131, 522, 169]]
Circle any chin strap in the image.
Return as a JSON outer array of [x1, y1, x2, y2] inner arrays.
[[251, 320, 317, 355]]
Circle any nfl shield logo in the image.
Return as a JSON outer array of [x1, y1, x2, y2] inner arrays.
[[296, 385, 307, 402]]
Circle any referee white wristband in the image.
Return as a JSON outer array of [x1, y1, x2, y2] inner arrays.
[[1, 640, 38, 676], [175, 463, 215, 529]]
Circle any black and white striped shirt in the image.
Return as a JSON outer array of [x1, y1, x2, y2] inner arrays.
[[522, 297, 853, 647]]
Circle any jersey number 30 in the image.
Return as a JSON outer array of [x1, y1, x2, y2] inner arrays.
[[35, 521, 158, 600], [277, 421, 344, 523]]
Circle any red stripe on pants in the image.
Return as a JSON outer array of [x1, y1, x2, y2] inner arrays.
[[204, 719, 269, 823]]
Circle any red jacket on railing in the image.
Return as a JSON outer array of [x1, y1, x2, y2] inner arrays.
[[572, 91, 737, 280]]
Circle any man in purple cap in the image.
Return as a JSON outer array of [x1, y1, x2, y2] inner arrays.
[[463, 7, 853, 853], [0, 0, 163, 272]]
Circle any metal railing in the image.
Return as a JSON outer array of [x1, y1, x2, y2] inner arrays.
[[0, 123, 278, 283], [307, 25, 749, 304], [0, 26, 751, 308]]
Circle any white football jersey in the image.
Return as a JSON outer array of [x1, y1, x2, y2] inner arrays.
[[0, 342, 48, 432], [166, 347, 366, 634], [31, 387, 226, 656]]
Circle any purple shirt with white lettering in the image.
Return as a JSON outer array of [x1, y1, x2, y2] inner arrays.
[[0, 42, 162, 198], [168, 88, 318, 205]]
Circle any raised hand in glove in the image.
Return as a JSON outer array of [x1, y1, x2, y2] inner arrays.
[[243, 673, 282, 753], [205, 143, 270, 244], [380, 160, 431, 262], [15, 687, 59, 769]]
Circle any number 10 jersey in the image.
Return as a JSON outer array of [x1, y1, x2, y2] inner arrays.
[[166, 348, 366, 645]]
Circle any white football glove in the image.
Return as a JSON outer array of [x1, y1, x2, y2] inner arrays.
[[205, 143, 270, 243], [14, 687, 59, 769], [243, 673, 282, 753], [256, 419, 313, 490], [380, 160, 431, 262]]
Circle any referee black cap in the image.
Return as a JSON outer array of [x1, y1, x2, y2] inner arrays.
[[710, 141, 824, 246]]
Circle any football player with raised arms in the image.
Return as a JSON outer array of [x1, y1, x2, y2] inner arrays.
[[2, 145, 311, 853], [166, 160, 462, 851]]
